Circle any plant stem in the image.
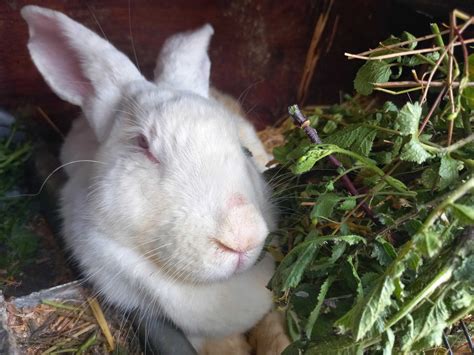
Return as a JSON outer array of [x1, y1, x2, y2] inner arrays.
[[288, 105, 378, 223], [384, 265, 453, 329], [345, 38, 474, 61]]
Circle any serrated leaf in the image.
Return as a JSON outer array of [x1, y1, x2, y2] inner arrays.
[[438, 155, 460, 190], [325, 124, 378, 156], [400, 139, 432, 164], [397, 102, 422, 135], [311, 193, 341, 223], [421, 167, 437, 188], [372, 238, 397, 266], [347, 256, 364, 303], [403, 298, 449, 351], [413, 230, 442, 257], [339, 197, 356, 211], [354, 61, 392, 95], [335, 261, 405, 340], [450, 203, 474, 224], [291, 146, 337, 174], [453, 255, 474, 284], [282, 242, 319, 291], [305, 276, 335, 338]]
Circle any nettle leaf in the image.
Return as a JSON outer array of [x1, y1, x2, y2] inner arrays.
[[438, 155, 460, 190], [450, 203, 474, 224], [405, 298, 449, 351], [413, 230, 442, 257], [400, 139, 432, 164], [335, 261, 405, 341], [273, 235, 364, 292], [291, 145, 338, 174], [305, 276, 335, 338], [339, 197, 357, 211], [401, 31, 417, 49], [397, 102, 422, 136], [453, 255, 474, 284], [325, 124, 378, 156], [283, 243, 319, 290], [421, 167, 438, 189], [372, 237, 397, 266], [347, 256, 364, 303], [354, 60, 392, 95], [311, 193, 342, 223]]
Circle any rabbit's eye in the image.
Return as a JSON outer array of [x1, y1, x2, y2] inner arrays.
[[137, 134, 159, 164], [137, 134, 149, 150]]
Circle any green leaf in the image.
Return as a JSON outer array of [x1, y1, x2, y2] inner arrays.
[[397, 102, 422, 136], [311, 193, 341, 223], [305, 276, 335, 338], [403, 298, 449, 351], [413, 230, 442, 257], [335, 261, 405, 340], [354, 60, 392, 95], [347, 256, 364, 303], [400, 139, 432, 164], [421, 167, 438, 189], [372, 238, 397, 266], [453, 255, 474, 284], [325, 124, 377, 156], [438, 155, 460, 190], [291, 146, 337, 174], [401, 31, 417, 50], [282, 242, 319, 291], [450, 203, 474, 224], [339, 197, 357, 211]]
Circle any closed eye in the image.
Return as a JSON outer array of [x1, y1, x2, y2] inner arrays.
[[137, 134, 160, 164]]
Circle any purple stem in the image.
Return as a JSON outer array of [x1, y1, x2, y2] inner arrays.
[[288, 105, 378, 223]]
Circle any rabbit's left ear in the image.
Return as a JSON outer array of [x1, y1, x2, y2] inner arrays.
[[21, 5, 144, 141], [154, 24, 214, 98]]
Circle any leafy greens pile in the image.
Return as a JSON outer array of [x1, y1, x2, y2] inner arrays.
[[268, 10, 474, 354]]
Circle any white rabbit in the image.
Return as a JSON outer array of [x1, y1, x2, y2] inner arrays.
[[22, 5, 287, 353]]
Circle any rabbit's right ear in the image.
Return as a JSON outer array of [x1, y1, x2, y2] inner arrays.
[[21, 6, 144, 141], [154, 24, 214, 98]]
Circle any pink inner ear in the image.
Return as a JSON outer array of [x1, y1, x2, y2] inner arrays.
[[28, 12, 93, 103]]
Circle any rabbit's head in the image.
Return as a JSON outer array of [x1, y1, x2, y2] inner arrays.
[[22, 6, 275, 282]]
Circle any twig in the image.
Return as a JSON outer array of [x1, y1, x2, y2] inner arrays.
[[373, 81, 474, 88], [36, 107, 65, 140], [297, 0, 334, 105], [345, 38, 474, 61], [420, 18, 473, 104], [443, 133, 474, 153], [350, 28, 456, 58], [87, 298, 114, 352], [419, 86, 448, 134], [288, 104, 378, 223]]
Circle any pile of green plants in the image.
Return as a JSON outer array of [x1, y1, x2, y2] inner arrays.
[[268, 10, 473, 354]]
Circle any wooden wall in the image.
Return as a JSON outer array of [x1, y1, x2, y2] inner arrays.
[[0, 0, 391, 133]]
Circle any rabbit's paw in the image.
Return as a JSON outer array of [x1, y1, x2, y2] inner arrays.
[[248, 311, 290, 355], [200, 334, 251, 355]]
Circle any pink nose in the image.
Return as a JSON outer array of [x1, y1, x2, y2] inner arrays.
[[214, 201, 268, 254]]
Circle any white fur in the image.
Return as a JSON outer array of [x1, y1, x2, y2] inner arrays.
[[22, 5, 275, 349]]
